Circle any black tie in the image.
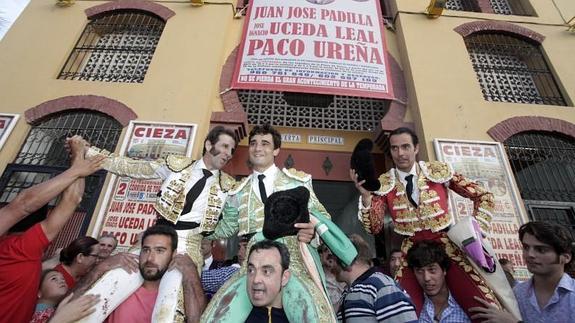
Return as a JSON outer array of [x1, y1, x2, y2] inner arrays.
[[181, 169, 212, 215], [405, 174, 417, 208], [258, 174, 267, 204]]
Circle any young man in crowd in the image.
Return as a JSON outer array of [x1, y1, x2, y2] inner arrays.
[[407, 240, 471, 322], [389, 248, 403, 278], [335, 234, 418, 323], [245, 240, 291, 323], [470, 221, 574, 323], [74, 225, 206, 322]]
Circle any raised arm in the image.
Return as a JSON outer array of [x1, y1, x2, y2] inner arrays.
[[0, 136, 104, 236], [170, 254, 206, 323], [85, 145, 166, 180], [350, 169, 386, 235]]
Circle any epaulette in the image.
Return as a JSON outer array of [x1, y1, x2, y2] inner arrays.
[[229, 176, 250, 195], [282, 168, 311, 182], [219, 171, 236, 192], [419, 161, 454, 184], [373, 169, 395, 196], [165, 155, 195, 173]]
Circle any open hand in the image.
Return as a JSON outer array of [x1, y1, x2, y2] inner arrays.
[[49, 293, 100, 323], [295, 220, 316, 244], [97, 252, 139, 274], [469, 296, 519, 323], [350, 169, 372, 207]]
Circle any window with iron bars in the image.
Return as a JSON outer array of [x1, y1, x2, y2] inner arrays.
[[238, 90, 389, 131], [58, 10, 165, 83], [0, 110, 122, 236], [504, 131, 575, 233], [464, 33, 566, 106], [445, 0, 534, 16], [446, 0, 480, 12], [504, 131, 575, 203], [489, 0, 535, 16]]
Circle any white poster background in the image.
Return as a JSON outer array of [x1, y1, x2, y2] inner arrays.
[[434, 139, 530, 280], [232, 0, 393, 99], [93, 121, 197, 252]]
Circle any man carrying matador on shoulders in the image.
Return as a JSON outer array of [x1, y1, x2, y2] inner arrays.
[[350, 127, 514, 323], [73, 126, 237, 322]]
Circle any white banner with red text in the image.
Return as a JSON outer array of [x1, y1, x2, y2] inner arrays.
[[232, 0, 394, 99]]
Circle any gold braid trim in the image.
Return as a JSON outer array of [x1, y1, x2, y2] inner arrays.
[[440, 237, 501, 307], [374, 170, 395, 196], [419, 161, 454, 183], [229, 176, 250, 195], [166, 155, 195, 172], [219, 172, 236, 192], [396, 239, 414, 279], [282, 168, 311, 182]]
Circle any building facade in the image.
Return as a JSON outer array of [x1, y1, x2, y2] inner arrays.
[[0, 0, 573, 257]]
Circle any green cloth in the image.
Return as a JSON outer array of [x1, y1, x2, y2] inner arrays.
[[202, 168, 357, 323]]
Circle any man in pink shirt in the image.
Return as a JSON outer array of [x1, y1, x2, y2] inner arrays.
[[104, 224, 205, 323]]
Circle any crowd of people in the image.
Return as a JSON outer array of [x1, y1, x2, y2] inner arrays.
[[0, 124, 573, 323]]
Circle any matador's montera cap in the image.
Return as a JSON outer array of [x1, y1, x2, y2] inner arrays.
[[263, 186, 310, 240], [350, 138, 381, 191]]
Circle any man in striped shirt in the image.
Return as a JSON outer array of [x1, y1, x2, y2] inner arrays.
[[334, 234, 418, 322]]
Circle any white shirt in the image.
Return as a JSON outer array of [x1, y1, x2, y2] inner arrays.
[[396, 163, 419, 205], [156, 158, 219, 223], [203, 255, 213, 271], [251, 165, 279, 202]]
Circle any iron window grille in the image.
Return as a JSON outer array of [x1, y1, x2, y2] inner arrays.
[[445, 0, 534, 15], [490, 0, 535, 16], [0, 110, 123, 235], [446, 0, 480, 12], [504, 131, 575, 203], [465, 33, 567, 106], [58, 11, 165, 83], [238, 90, 389, 131]]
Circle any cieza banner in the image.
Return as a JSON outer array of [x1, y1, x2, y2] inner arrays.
[[434, 139, 530, 280], [232, 0, 393, 99], [0, 113, 19, 151], [96, 122, 197, 252]]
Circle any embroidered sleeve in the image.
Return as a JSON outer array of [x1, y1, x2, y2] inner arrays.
[[449, 173, 495, 234], [356, 171, 392, 235], [357, 195, 386, 235], [306, 180, 331, 220], [218, 172, 237, 192], [86, 146, 165, 179]]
